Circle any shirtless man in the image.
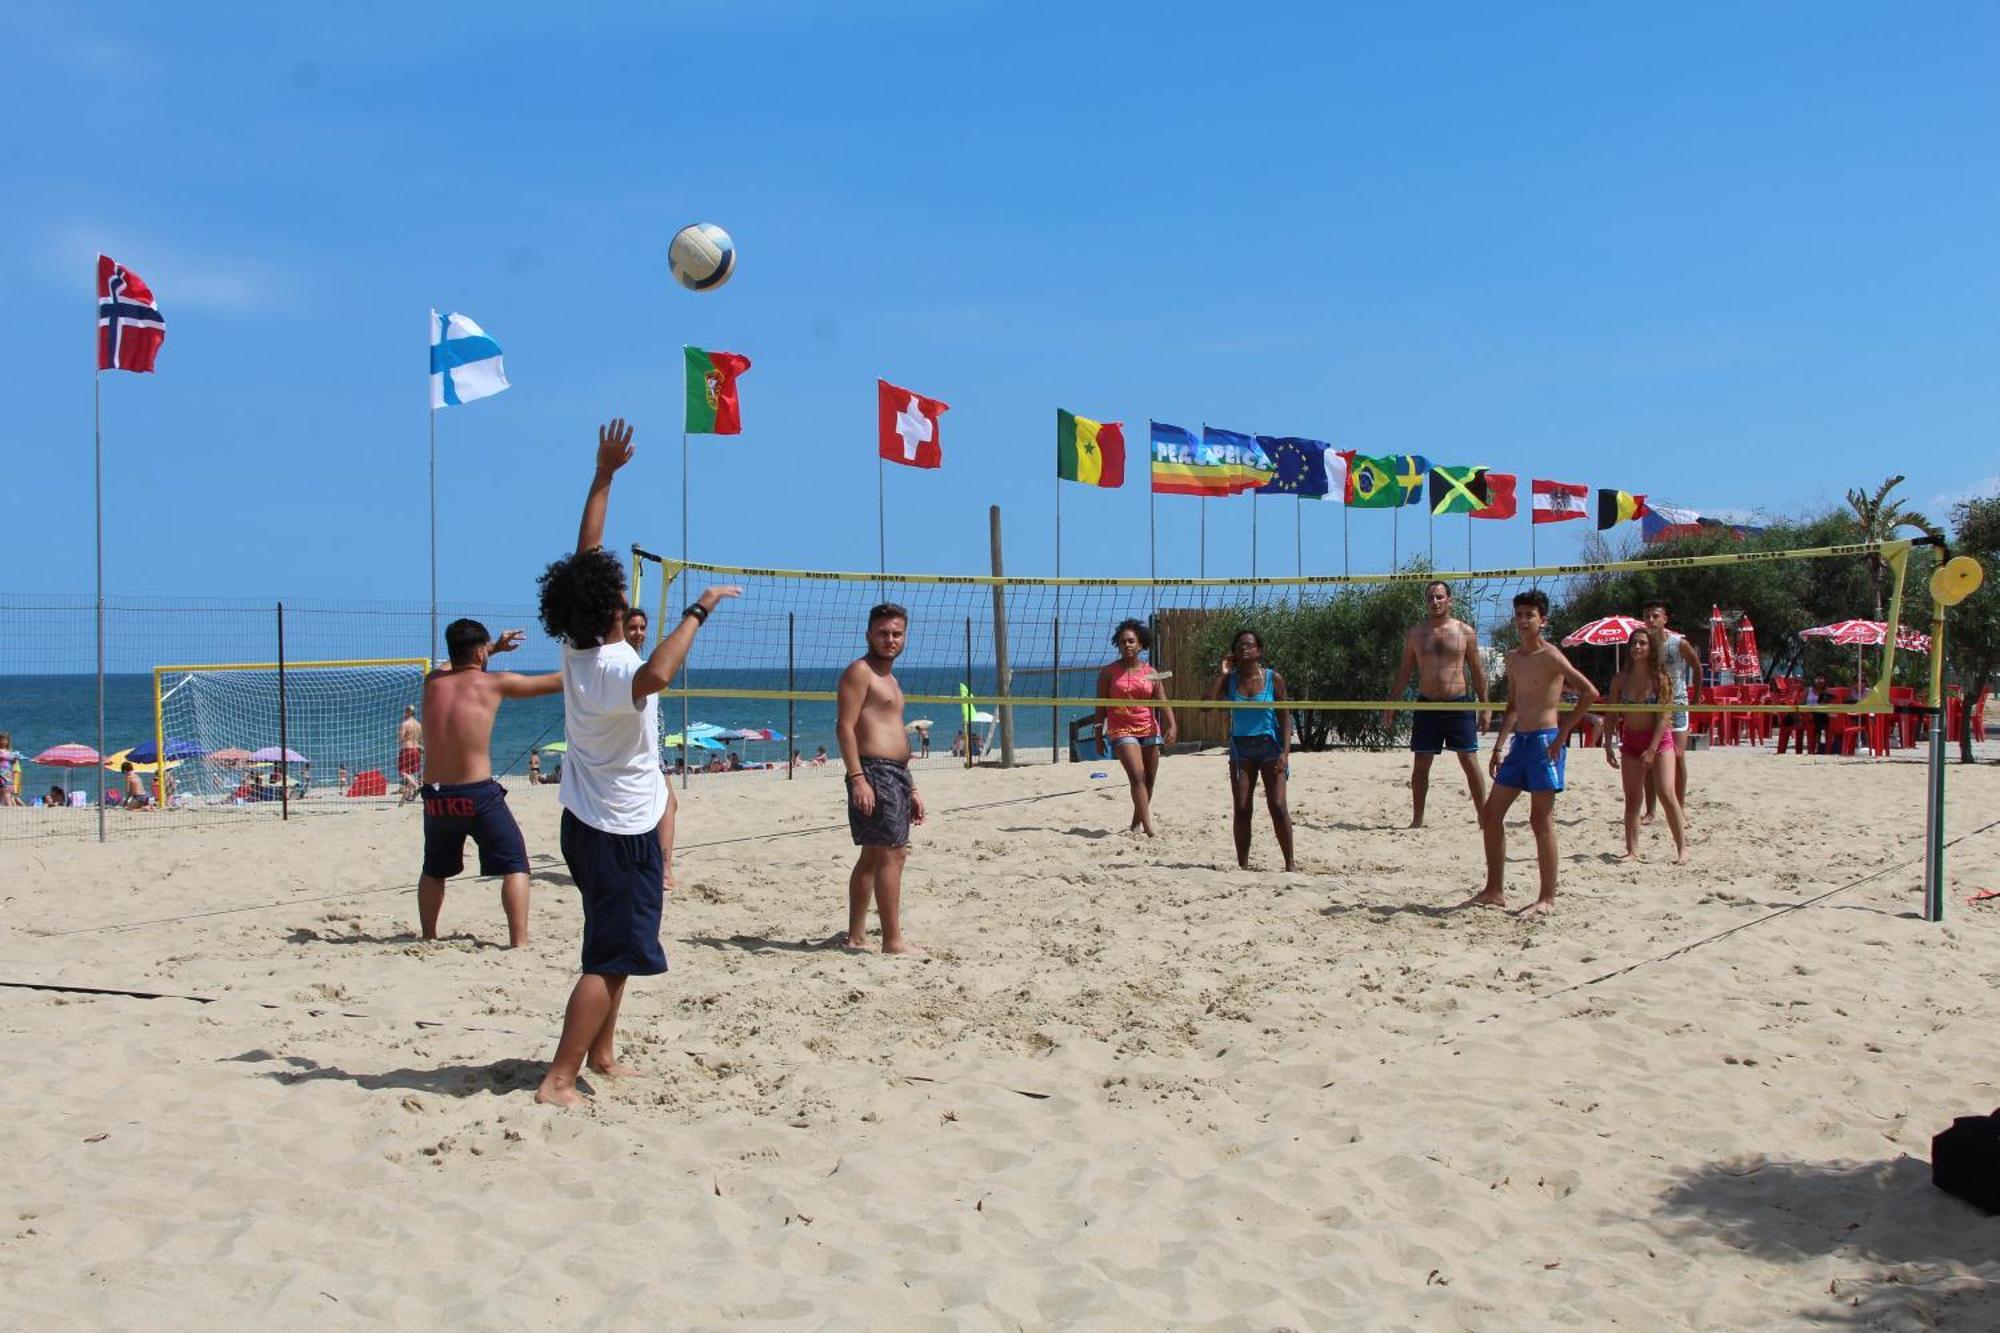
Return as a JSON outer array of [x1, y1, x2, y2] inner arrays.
[[416, 619, 562, 947], [1383, 580, 1489, 827], [1466, 589, 1599, 915], [623, 608, 680, 892], [1637, 599, 1704, 825], [836, 602, 927, 955], [396, 704, 423, 804]]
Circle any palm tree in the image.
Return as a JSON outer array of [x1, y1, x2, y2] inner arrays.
[[1845, 475, 1945, 618]]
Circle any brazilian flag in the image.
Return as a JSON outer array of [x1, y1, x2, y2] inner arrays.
[[1429, 464, 1490, 516], [1343, 452, 1401, 508]]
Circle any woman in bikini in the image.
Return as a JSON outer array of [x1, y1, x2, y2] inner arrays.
[[1095, 618, 1177, 835], [1206, 628, 1296, 871], [1603, 624, 1687, 863]]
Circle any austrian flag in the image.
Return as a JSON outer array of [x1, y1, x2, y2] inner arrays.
[[877, 379, 949, 469], [1532, 478, 1589, 524], [97, 254, 165, 373]]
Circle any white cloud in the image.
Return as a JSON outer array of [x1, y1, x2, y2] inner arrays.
[[1932, 475, 2000, 513], [44, 223, 282, 312]]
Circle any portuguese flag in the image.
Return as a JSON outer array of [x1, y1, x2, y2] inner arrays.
[[684, 345, 751, 435], [1056, 408, 1126, 488]]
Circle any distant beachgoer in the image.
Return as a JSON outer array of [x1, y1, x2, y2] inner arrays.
[[812, 745, 829, 767], [532, 416, 738, 1108], [624, 607, 679, 892], [47, 785, 65, 807], [837, 602, 926, 956], [527, 752, 542, 784], [1467, 591, 1600, 914], [918, 727, 931, 759], [337, 764, 351, 794], [1638, 600, 1703, 825], [122, 762, 152, 810], [397, 704, 423, 804], [1207, 629, 1294, 871], [1603, 625, 1687, 863], [1096, 618, 1178, 836], [0, 733, 21, 807], [416, 618, 562, 949], [1383, 580, 1489, 828]]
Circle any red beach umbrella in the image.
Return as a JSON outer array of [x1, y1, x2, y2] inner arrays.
[[1707, 605, 1732, 679], [1560, 615, 1645, 648], [1732, 613, 1763, 679], [32, 742, 101, 767]]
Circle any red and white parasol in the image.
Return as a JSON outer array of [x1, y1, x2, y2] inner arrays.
[[1800, 619, 1928, 650], [32, 742, 102, 768], [1561, 615, 1645, 648], [1732, 612, 1763, 678], [1707, 605, 1731, 679]]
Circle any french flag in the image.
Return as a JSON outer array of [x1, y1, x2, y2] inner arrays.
[[97, 255, 165, 373], [1531, 478, 1588, 524]]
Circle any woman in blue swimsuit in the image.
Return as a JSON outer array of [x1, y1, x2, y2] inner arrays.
[[1206, 629, 1296, 870]]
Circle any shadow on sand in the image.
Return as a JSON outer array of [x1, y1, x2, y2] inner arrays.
[[286, 926, 507, 950], [1654, 1153, 2000, 1326], [232, 1049, 557, 1098]]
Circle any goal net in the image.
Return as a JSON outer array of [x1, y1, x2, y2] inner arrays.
[[150, 658, 428, 814], [631, 538, 1919, 759]]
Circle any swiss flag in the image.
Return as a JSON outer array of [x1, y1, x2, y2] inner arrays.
[[878, 379, 949, 469]]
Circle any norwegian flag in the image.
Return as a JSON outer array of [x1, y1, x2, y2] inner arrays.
[[98, 254, 165, 373]]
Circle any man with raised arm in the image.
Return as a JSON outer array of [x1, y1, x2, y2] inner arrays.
[[416, 619, 561, 948], [837, 602, 927, 956], [533, 418, 739, 1108], [1383, 579, 1490, 827], [1467, 589, 1599, 915]]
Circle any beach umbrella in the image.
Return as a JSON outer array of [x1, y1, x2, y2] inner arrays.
[[662, 733, 722, 750], [905, 719, 934, 731], [1707, 605, 1732, 682], [539, 740, 568, 753], [248, 746, 308, 763], [102, 749, 182, 772], [1732, 613, 1763, 679], [125, 737, 204, 764], [685, 722, 726, 740], [207, 747, 253, 768], [1560, 615, 1645, 648], [33, 742, 101, 768]]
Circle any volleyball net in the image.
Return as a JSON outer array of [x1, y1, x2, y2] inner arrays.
[[631, 538, 1919, 753]]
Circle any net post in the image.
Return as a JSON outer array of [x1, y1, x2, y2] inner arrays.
[[1923, 601, 1948, 922], [988, 505, 1014, 767], [1051, 612, 1060, 765], [787, 612, 796, 782], [277, 601, 289, 823], [964, 616, 973, 769], [630, 543, 644, 612], [153, 665, 167, 823]]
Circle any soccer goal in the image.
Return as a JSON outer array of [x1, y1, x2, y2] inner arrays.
[[630, 538, 1919, 759], [149, 658, 429, 812]]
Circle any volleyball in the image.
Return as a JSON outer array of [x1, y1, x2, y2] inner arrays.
[[669, 223, 736, 292]]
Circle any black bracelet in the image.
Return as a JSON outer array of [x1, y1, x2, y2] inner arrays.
[[682, 603, 709, 625]]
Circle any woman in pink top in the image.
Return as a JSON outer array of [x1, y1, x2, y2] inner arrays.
[[1095, 618, 1178, 836]]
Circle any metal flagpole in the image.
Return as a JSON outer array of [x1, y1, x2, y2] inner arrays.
[[94, 369, 106, 843], [1466, 514, 1473, 572], [681, 429, 691, 791], [1053, 473, 1062, 764], [1295, 494, 1303, 578], [1531, 516, 1538, 569], [1427, 502, 1434, 565], [1148, 472, 1157, 626], [877, 455, 887, 595], [1199, 497, 1207, 607], [429, 407, 438, 663], [1343, 496, 1350, 575], [1392, 503, 1400, 569], [1251, 493, 1258, 582]]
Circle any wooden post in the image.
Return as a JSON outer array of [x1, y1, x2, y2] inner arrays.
[[277, 601, 290, 822], [787, 612, 796, 781]]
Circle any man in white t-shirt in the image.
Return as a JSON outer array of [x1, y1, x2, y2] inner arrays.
[[532, 418, 740, 1109], [1639, 599, 1705, 825]]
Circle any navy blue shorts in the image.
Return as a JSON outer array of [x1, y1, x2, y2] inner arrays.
[[420, 779, 529, 880], [1411, 696, 1479, 755], [560, 809, 667, 977]]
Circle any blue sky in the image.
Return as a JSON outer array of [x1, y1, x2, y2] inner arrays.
[[7, 1, 1996, 608]]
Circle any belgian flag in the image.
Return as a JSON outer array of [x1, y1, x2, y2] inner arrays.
[[1597, 488, 1649, 530], [1057, 409, 1126, 487]]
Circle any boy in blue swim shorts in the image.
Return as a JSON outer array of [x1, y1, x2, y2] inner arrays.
[[1467, 590, 1599, 915]]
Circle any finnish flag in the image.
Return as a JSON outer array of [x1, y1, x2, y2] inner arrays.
[[430, 310, 510, 408]]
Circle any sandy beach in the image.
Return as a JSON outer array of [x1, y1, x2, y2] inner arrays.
[[4, 747, 1999, 1329]]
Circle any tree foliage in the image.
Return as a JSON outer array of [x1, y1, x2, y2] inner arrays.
[[1845, 474, 1945, 619], [1945, 493, 2000, 763]]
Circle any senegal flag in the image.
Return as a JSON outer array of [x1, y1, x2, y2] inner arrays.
[[684, 345, 751, 435], [1342, 452, 1401, 508], [1056, 409, 1126, 487]]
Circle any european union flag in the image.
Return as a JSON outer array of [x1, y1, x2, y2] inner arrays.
[[1254, 437, 1331, 498]]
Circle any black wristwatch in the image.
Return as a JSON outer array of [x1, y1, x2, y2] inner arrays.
[[683, 603, 709, 625]]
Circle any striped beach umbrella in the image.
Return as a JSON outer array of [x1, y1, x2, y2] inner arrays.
[[1560, 615, 1645, 648]]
